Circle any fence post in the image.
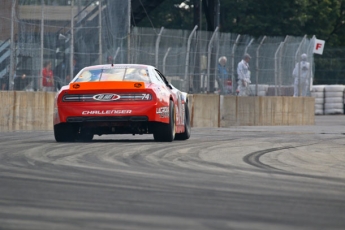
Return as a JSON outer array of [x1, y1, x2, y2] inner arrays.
[[307, 35, 316, 91], [207, 27, 218, 93], [99, 0, 102, 64], [184, 25, 198, 92], [274, 42, 283, 96], [231, 35, 240, 94], [9, 0, 16, 91], [163, 47, 171, 75], [40, 0, 44, 91], [295, 35, 307, 96], [155, 27, 164, 68], [256, 36, 266, 96], [112, 47, 120, 63], [70, 0, 74, 81], [244, 38, 254, 55], [278, 36, 288, 96]]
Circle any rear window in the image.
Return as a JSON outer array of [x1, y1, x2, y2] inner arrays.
[[74, 67, 150, 83]]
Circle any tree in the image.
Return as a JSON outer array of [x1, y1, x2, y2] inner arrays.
[[137, 0, 345, 46]]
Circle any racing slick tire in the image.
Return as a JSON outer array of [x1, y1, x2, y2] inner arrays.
[[175, 103, 191, 140], [78, 131, 94, 142], [153, 100, 175, 142], [54, 123, 78, 142]]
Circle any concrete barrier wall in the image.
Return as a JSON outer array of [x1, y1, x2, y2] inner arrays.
[[0, 92, 314, 131], [192, 94, 220, 127], [217, 95, 315, 127], [1, 91, 55, 132]]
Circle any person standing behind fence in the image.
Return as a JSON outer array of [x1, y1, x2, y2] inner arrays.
[[293, 53, 311, 97], [42, 61, 55, 92], [237, 53, 251, 96], [217, 56, 230, 94]]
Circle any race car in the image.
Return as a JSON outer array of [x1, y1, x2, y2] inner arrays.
[[53, 64, 191, 142]]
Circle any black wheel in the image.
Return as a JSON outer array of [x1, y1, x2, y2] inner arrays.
[[54, 123, 78, 142], [78, 130, 94, 142], [175, 103, 191, 140], [153, 100, 175, 142]]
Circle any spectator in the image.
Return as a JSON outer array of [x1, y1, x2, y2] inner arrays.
[[237, 53, 251, 96], [293, 53, 311, 97], [42, 61, 55, 92], [217, 56, 231, 94], [107, 55, 113, 64]]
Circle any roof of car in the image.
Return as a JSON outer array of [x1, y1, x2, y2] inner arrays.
[[83, 64, 154, 70]]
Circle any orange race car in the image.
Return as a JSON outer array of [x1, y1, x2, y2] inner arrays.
[[53, 64, 191, 142]]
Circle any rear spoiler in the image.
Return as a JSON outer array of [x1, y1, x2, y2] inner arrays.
[[69, 81, 146, 90]]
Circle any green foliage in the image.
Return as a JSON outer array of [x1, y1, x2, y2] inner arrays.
[[137, 0, 345, 47], [136, 0, 345, 84], [136, 0, 193, 30]]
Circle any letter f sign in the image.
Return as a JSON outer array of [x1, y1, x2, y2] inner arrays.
[[316, 43, 322, 50], [313, 39, 325, 55]]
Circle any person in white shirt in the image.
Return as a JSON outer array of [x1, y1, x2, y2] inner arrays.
[[293, 53, 311, 97], [237, 53, 251, 96]]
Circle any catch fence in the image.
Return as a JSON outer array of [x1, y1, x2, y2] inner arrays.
[[0, 0, 314, 96]]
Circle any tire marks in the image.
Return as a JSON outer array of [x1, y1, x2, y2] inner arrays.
[[243, 146, 295, 171]]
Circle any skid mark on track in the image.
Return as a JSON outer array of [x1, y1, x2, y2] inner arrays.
[[243, 146, 296, 171]]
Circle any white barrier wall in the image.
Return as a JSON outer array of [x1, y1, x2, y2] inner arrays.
[[0, 92, 315, 131]]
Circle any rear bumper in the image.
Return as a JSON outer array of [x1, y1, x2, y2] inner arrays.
[[54, 102, 169, 125], [66, 116, 148, 123]]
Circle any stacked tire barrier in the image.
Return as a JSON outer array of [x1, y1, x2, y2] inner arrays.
[[248, 84, 269, 96], [324, 85, 345, 115], [311, 85, 325, 115]]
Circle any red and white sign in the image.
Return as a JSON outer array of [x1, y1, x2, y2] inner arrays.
[[313, 39, 325, 55]]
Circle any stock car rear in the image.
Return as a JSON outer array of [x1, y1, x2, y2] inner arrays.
[[53, 64, 191, 142]]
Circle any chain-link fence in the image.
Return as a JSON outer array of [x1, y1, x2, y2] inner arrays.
[[1, 0, 315, 96], [129, 27, 314, 96]]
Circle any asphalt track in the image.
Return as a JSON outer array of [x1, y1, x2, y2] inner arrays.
[[0, 116, 345, 230]]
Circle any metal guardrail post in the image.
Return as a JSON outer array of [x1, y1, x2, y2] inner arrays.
[[255, 36, 266, 96], [184, 25, 198, 92], [155, 27, 164, 68], [163, 47, 171, 75], [207, 27, 219, 92], [231, 35, 240, 94]]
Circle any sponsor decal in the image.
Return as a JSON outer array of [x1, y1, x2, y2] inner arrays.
[[93, 93, 120, 101], [134, 83, 142, 88], [82, 110, 132, 115], [156, 107, 169, 118], [73, 84, 80, 89]]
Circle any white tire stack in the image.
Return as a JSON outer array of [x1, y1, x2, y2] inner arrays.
[[324, 85, 344, 115], [248, 84, 268, 96], [311, 85, 325, 115]]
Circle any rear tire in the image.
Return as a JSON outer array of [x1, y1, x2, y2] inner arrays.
[[78, 130, 94, 142], [54, 123, 78, 142], [153, 100, 175, 142], [175, 103, 191, 140]]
